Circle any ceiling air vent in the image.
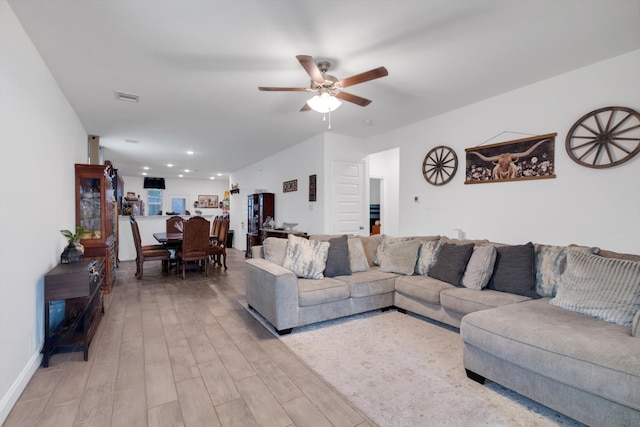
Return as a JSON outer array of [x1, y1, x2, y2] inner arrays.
[[114, 91, 139, 103]]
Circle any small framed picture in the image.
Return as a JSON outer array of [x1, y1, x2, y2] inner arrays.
[[309, 174, 317, 201], [283, 179, 298, 193]]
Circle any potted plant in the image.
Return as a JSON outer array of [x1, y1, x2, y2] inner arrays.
[[60, 226, 90, 263]]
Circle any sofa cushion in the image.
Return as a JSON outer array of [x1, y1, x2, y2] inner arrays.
[[440, 287, 530, 315], [427, 243, 474, 286], [263, 237, 288, 266], [534, 243, 599, 297], [282, 234, 330, 279], [379, 239, 422, 275], [488, 242, 537, 298], [550, 250, 640, 327], [395, 275, 456, 305], [461, 298, 640, 412], [415, 240, 441, 275], [339, 270, 398, 298], [359, 234, 383, 266], [461, 245, 497, 290], [298, 277, 350, 306], [324, 235, 352, 277]]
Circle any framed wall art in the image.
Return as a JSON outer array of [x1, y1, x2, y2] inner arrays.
[[197, 194, 219, 208], [283, 179, 298, 193], [309, 174, 317, 201], [465, 133, 557, 184]]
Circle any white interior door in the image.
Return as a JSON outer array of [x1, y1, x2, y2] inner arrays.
[[333, 160, 366, 235]]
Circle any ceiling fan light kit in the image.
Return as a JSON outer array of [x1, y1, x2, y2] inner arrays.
[[306, 92, 342, 113]]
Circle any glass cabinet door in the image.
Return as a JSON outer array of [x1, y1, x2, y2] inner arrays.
[[79, 177, 102, 239]]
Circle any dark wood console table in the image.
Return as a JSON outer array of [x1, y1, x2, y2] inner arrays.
[[43, 257, 105, 367], [260, 228, 308, 241]]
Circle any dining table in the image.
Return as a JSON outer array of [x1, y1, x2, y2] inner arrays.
[[153, 232, 183, 245]]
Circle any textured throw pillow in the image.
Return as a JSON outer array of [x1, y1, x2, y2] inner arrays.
[[282, 234, 330, 279], [488, 242, 537, 298], [427, 243, 474, 286], [359, 234, 383, 266], [534, 244, 599, 297], [633, 311, 640, 338], [263, 237, 288, 266], [461, 245, 497, 290], [375, 235, 414, 265], [348, 238, 370, 272], [324, 235, 352, 277], [379, 240, 422, 275], [551, 251, 640, 327], [415, 240, 441, 275]]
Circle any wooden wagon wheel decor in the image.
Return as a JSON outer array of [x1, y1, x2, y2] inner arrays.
[[565, 106, 640, 169], [422, 145, 458, 185]]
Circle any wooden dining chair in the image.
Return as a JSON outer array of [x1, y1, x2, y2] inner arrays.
[[176, 216, 210, 279], [209, 218, 229, 269], [130, 216, 171, 279], [166, 215, 185, 233], [210, 216, 221, 244]]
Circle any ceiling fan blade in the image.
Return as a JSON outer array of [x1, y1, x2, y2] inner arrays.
[[300, 103, 311, 112], [335, 91, 372, 107], [296, 55, 324, 84], [339, 66, 388, 88], [258, 87, 309, 91]]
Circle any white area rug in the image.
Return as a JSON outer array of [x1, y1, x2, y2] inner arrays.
[[248, 308, 584, 427]]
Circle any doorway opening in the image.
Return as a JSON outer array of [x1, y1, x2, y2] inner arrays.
[[370, 177, 382, 235]]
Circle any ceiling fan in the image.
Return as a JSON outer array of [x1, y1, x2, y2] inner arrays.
[[258, 55, 388, 113]]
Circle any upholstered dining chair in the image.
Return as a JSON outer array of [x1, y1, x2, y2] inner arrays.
[[129, 216, 171, 279], [209, 218, 229, 269], [210, 216, 221, 244], [176, 216, 210, 279], [166, 215, 185, 233]]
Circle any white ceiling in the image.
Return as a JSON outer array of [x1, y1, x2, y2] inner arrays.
[[9, 0, 640, 181]]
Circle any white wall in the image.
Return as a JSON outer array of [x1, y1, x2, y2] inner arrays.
[[368, 50, 640, 254], [0, 1, 88, 422]]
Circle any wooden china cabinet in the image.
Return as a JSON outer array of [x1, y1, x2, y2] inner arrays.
[[75, 161, 117, 293], [246, 192, 274, 257]]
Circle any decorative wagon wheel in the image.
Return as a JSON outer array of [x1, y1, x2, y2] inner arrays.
[[422, 146, 458, 185], [565, 106, 640, 169]]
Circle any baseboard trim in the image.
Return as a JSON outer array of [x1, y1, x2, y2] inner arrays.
[[0, 350, 43, 425]]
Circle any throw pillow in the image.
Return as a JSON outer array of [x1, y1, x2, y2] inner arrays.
[[633, 311, 640, 338], [415, 240, 441, 275], [348, 238, 370, 272], [488, 242, 537, 298], [359, 234, 383, 266], [324, 235, 352, 277], [263, 237, 288, 266], [375, 235, 414, 266], [282, 234, 330, 279], [550, 251, 640, 327], [379, 240, 422, 275], [461, 245, 497, 290], [534, 244, 599, 297], [427, 243, 474, 286]]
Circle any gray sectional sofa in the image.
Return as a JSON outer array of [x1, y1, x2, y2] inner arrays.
[[245, 234, 640, 426]]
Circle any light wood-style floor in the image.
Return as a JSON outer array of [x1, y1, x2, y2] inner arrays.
[[5, 249, 375, 427]]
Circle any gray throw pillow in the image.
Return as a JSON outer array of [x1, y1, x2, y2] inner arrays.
[[263, 237, 288, 266], [415, 240, 441, 275], [427, 243, 474, 286], [534, 244, 599, 297], [282, 234, 330, 279], [348, 238, 370, 272], [551, 251, 640, 327], [324, 235, 352, 277], [488, 242, 537, 298]]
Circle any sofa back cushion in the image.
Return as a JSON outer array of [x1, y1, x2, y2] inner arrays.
[[488, 242, 537, 298], [551, 250, 640, 327], [324, 235, 352, 277], [359, 234, 383, 266], [282, 234, 330, 279], [427, 243, 474, 285], [379, 240, 422, 275], [461, 245, 497, 290], [263, 237, 288, 266]]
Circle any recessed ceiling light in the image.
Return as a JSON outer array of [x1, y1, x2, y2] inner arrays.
[[217, 173, 222, 176], [143, 166, 149, 170], [125, 139, 139, 144], [184, 169, 190, 173], [210, 176, 215, 180], [187, 150, 194, 155], [167, 163, 173, 167], [178, 174, 183, 178], [141, 172, 147, 176]]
